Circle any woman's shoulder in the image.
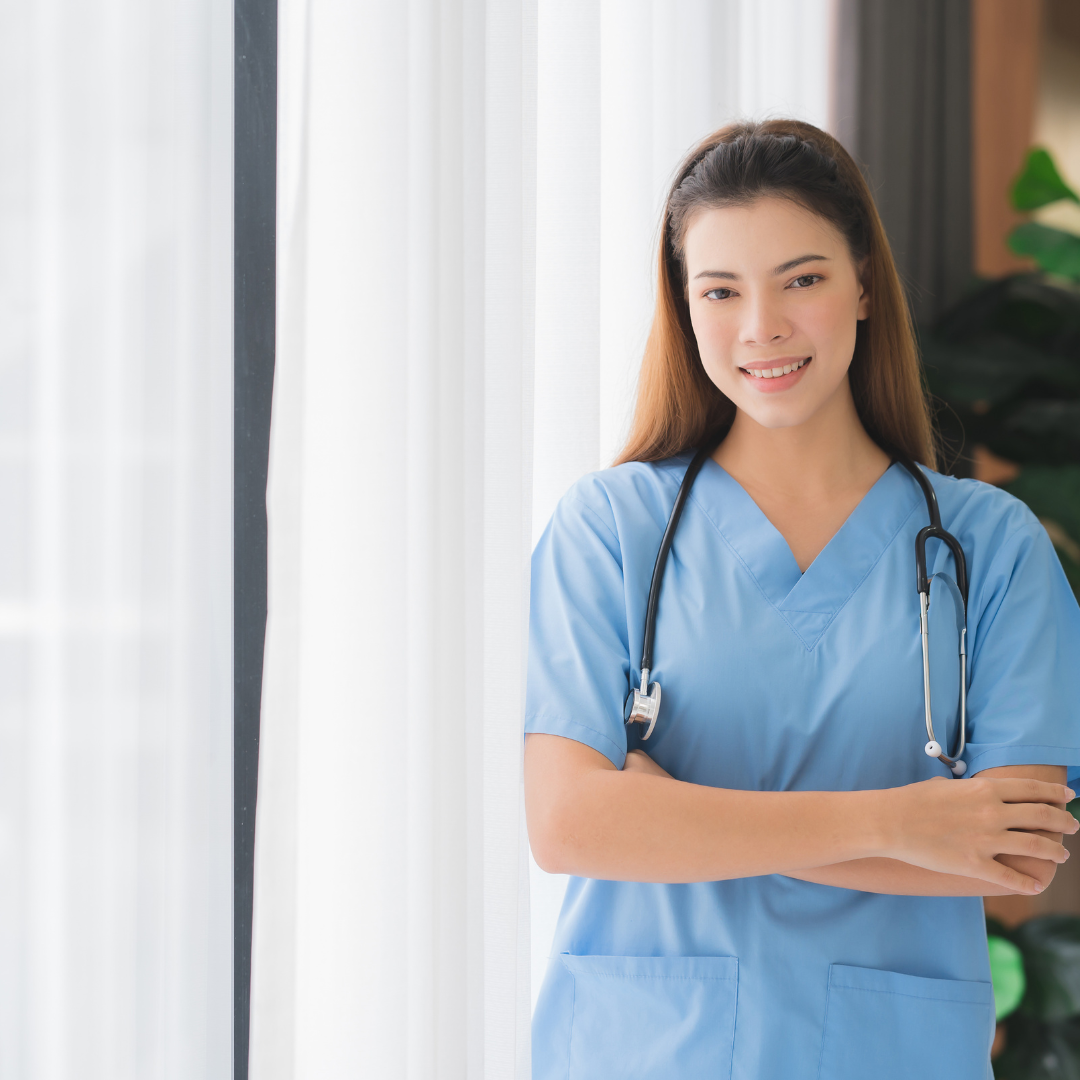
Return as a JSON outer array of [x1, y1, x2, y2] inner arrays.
[[557, 455, 691, 532], [924, 468, 1041, 547], [921, 470, 1061, 606], [561, 453, 686, 516]]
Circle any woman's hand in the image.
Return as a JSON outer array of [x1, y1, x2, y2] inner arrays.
[[880, 775, 1077, 894], [623, 749, 673, 779]]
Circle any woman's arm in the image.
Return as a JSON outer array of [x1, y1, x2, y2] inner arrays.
[[621, 750, 1014, 895], [523, 735, 1076, 894], [784, 764, 1068, 895], [621, 751, 1066, 895]]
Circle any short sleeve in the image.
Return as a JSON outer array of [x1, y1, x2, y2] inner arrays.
[[524, 485, 632, 768], [964, 522, 1080, 784]]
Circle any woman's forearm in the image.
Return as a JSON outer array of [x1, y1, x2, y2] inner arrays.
[[524, 736, 1074, 892], [528, 760, 885, 882], [785, 857, 1046, 896]]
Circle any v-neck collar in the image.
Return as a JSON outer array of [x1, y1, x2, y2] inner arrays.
[[687, 460, 923, 649]]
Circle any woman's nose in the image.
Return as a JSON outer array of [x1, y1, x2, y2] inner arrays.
[[739, 293, 791, 346]]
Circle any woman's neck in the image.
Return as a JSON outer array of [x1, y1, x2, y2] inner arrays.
[[711, 378, 892, 571], [713, 376, 889, 503]]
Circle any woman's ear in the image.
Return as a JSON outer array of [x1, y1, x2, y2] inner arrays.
[[856, 258, 871, 321]]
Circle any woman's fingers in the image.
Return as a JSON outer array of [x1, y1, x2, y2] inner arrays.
[[977, 857, 1048, 896], [992, 830, 1071, 863], [995, 778, 1074, 805], [1002, 801, 1079, 835]]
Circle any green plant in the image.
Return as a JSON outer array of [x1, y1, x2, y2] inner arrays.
[[920, 148, 1080, 598], [1008, 148, 1080, 280], [989, 913, 1080, 1077], [941, 150, 1080, 1077]]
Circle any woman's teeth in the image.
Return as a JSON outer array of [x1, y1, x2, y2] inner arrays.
[[744, 358, 809, 379]]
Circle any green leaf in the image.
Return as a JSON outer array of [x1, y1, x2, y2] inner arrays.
[[1011, 148, 1080, 211], [1003, 402, 1080, 462], [921, 331, 1079, 408], [1015, 917, 1080, 1022], [930, 274, 1080, 357], [991, 935, 1028, 1020], [1008, 224, 1080, 281], [1003, 468, 1080, 548], [1070, 800, 1080, 825]]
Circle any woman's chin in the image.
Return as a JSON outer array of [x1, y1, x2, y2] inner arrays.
[[727, 393, 823, 432]]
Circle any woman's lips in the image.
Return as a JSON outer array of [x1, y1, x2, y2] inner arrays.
[[738, 356, 811, 393]]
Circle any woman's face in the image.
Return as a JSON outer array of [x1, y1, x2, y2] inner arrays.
[[683, 196, 869, 430]]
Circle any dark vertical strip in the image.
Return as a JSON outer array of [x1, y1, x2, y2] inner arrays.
[[829, 0, 860, 154], [234, 0, 276, 1077], [853, 0, 971, 326]]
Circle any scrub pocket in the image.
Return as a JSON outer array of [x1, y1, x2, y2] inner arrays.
[[817, 964, 993, 1080], [560, 953, 738, 1079]]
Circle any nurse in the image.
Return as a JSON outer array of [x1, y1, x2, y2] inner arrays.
[[523, 119, 1080, 1080]]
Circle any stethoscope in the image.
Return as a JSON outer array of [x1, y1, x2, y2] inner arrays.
[[625, 443, 971, 776]]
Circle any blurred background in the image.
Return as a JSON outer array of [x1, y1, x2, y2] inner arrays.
[[2, 1, 1078, 1078]]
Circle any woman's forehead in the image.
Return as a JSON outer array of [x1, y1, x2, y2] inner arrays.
[[682, 197, 850, 274]]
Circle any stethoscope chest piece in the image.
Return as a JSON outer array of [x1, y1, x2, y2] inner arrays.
[[626, 670, 661, 740]]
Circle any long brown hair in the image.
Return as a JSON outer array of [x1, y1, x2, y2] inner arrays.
[[614, 119, 937, 468]]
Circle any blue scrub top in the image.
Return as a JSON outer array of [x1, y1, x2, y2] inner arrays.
[[525, 456, 1080, 1080]]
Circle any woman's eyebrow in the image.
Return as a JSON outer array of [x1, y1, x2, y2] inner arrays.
[[692, 254, 831, 282], [773, 254, 830, 274]]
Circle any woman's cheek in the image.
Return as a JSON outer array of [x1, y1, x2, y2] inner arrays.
[[801, 295, 859, 372], [691, 314, 736, 391], [699, 348, 737, 397]]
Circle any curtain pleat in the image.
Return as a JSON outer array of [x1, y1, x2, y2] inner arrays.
[[251, 0, 536, 1075]]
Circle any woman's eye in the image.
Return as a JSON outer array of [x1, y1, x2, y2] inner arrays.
[[789, 274, 822, 289], [704, 288, 735, 301]]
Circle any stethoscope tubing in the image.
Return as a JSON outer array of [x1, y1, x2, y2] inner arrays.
[[640, 443, 717, 676], [626, 445, 971, 775], [899, 455, 969, 775]]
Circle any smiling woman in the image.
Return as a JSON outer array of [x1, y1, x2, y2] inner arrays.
[[683, 194, 886, 572], [523, 121, 1080, 1080], [618, 120, 933, 470]]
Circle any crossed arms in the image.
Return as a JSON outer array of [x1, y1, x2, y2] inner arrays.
[[524, 734, 1074, 896]]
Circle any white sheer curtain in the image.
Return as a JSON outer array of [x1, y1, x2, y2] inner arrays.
[[249, 0, 535, 1076], [251, 0, 832, 1073], [0, 1, 233, 1078]]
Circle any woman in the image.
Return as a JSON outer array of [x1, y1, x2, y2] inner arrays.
[[523, 120, 1080, 1080]]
